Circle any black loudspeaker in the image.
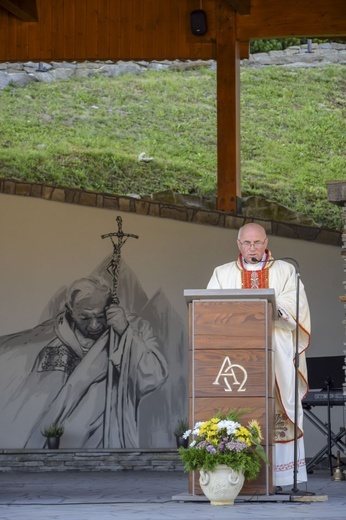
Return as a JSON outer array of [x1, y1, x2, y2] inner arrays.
[[306, 356, 344, 389], [190, 9, 207, 36]]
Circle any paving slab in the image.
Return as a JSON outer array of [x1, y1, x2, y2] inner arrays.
[[0, 470, 345, 520]]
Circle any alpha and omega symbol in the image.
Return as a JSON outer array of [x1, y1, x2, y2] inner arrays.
[[212, 357, 247, 392]]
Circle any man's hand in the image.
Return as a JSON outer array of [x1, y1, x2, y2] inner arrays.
[[106, 305, 129, 336]]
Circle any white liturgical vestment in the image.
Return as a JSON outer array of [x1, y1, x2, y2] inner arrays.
[[207, 250, 311, 486]]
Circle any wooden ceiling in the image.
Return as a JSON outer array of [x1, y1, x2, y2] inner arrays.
[[1, 1, 345, 40], [0, 1, 38, 21], [1, 0, 345, 214]]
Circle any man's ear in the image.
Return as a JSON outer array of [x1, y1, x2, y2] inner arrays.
[[65, 303, 72, 318]]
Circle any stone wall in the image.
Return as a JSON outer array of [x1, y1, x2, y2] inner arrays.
[[0, 178, 342, 246], [0, 450, 183, 473], [0, 42, 345, 89]]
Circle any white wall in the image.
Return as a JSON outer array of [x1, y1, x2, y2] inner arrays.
[[0, 193, 344, 457]]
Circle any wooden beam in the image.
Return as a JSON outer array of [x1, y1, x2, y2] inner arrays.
[[0, 0, 38, 22], [227, 1, 251, 15], [237, 0, 346, 39], [239, 39, 249, 59], [216, 0, 241, 214]]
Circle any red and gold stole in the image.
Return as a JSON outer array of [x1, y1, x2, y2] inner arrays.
[[238, 250, 272, 289]]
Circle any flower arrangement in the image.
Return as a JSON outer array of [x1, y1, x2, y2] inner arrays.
[[178, 409, 268, 481]]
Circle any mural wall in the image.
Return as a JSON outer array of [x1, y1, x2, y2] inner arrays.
[[0, 193, 344, 455]]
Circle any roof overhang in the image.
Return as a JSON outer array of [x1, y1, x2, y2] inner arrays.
[[0, 0, 38, 22]]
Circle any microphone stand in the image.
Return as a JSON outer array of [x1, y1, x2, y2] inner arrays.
[[253, 256, 314, 496], [278, 258, 314, 496], [291, 258, 300, 494]]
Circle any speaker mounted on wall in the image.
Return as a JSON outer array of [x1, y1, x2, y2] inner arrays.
[[190, 9, 207, 37]]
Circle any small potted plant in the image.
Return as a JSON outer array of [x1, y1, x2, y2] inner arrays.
[[178, 409, 268, 505], [173, 418, 189, 448], [41, 422, 64, 449]]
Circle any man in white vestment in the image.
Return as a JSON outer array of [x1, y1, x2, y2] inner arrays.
[[0, 277, 168, 449], [207, 223, 310, 488]]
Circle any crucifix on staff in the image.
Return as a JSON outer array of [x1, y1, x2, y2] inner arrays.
[[101, 215, 139, 305], [101, 216, 139, 447]]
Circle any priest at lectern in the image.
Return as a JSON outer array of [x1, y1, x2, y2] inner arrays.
[[207, 223, 311, 489]]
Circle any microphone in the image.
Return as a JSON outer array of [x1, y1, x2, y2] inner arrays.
[[250, 256, 300, 274]]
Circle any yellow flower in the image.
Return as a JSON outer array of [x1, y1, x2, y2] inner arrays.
[[235, 426, 252, 446], [200, 418, 220, 442], [248, 419, 263, 441]]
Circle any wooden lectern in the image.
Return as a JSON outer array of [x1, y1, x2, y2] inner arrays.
[[184, 289, 276, 496]]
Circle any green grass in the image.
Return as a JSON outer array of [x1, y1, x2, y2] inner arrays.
[[0, 64, 345, 230]]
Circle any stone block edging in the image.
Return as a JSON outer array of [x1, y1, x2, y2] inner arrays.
[[0, 178, 341, 246], [0, 449, 183, 473], [0, 43, 345, 90]]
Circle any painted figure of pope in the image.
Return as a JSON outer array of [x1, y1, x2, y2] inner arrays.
[[0, 277, 168, 449]]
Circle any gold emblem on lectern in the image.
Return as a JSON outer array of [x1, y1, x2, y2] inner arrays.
[[212, 357, 247, 392]]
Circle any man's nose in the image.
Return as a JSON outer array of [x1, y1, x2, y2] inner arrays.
[[89, 318, 101, 330]]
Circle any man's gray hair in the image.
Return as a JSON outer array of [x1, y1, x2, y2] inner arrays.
[[66, 277, 112, 309]]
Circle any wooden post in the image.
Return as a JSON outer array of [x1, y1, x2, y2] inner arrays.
[[216, 0, 241, 214]]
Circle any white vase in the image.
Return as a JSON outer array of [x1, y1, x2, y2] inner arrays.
[[199, 464, 245, 505]]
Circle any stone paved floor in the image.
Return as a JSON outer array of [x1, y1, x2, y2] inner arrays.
[[0, 470, 345, 520]]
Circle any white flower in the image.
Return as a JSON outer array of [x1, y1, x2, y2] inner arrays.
[[217, 420, 240, 435], [183, 429, 191, 439], [189, 440, 196, 447], [192, 421, 203, 436]]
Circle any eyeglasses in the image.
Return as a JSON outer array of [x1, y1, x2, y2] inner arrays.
[[237, 239, 267, 248]]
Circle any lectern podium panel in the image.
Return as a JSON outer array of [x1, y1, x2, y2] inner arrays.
[[184, 290, 275, 496], [193, 350, 271, 396]]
